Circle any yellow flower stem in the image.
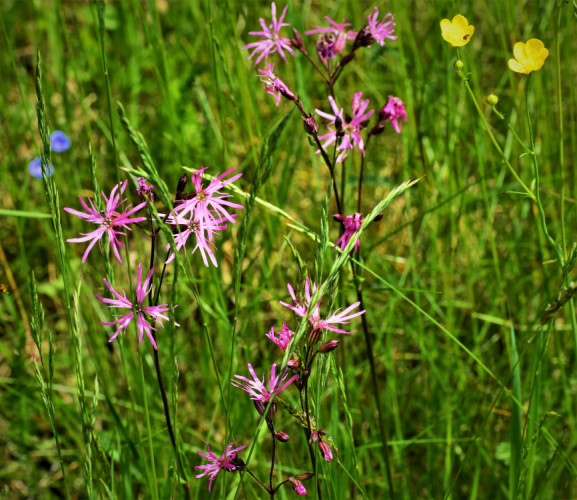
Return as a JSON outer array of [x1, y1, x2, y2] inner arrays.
[[455, 54, 563, 268], [491, 106, 533, 155], [454, 59, 534, 199], [525, 75, 564, 267]]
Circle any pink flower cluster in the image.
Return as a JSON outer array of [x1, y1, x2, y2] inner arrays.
[[65, 168, 243, 351], [280, 278, 365, 335], [167, 167, 243, 267], [316, 91, 374, 163]]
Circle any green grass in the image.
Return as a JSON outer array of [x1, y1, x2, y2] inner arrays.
[[1, 0, 576, 498]]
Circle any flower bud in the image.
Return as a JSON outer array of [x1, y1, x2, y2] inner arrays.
[[253, 400, 266, 416], [302, 113, 319, 135], [295, 473, 315, 481], [369, 124, 385, 136], [229, 456, 246, 471], [319, 440, 333, 461], [286, 358, 300, 370], [374, 212, 384, 222], [334, 116, 343, 133], [487, 94, 499, 106], [318, 340, 340, 353], [291, 28, 306, 53], [353, 27, 373, 49], [275, 431, 290, 442], [288, 477, 307, 496], [454, 59, 464, 70], [175, 174, 188, 201], [306, 326, 323, 346]]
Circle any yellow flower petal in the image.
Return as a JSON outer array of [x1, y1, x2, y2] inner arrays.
[[440, 14, 474, 47], [509, 38, 548, 74], [508, 58, 529, 74], [525, 38, 545, 56], [452, 14, 469, 29], [513, 42, 527, 62]]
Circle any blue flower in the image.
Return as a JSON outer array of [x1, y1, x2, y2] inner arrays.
[[28, 157, 54, 179], [50, 131, 71, 152]]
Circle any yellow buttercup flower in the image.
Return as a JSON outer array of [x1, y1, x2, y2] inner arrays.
[[440, 15, 474, 47], [508, 38, 549, 74]]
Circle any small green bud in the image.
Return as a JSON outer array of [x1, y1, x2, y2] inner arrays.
[[487, 94, 499, 106], [454, 60, 464, 70]]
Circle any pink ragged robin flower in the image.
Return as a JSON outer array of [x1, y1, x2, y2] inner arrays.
[[165, 211, 233, 267], [366, 8, 396, 46], [280, 278, 365, 335], [243, 2, 296, 66], [333, 213, 363, 252], [380, 96, 407, 133], [232, 363, 297, 402], [257, 63, 296, 106], [316, 91, 374, 163], [64, 180, 147, 263], [305, 16, 357, 55], [95, 263, 177, 350], [195, 441, 247, 493], [266, 322, 294, 351], [136, 177, 154, 201], [173, 167, 243, 225]]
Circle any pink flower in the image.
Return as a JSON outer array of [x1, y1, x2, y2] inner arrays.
[[333, 213, 363, 251], [95, 263, 177, 350], [380, 96, 407, 133], [316, 91, 374, 163], [64, 180, 147, 263], [367, 8, 396, 46], [173, 167, 243, 225], [165, 211, 233, 267], [257, 63, 296, 106], [266, 322, 294, 351], [280, 278, 365, 335], [243, 2, 296, 66], [289, 476, 307, 495], [136, 177, 154, 201], [232, 363, 297, 402], [305, 16, 357, 55], [195, 441, 247, 493]]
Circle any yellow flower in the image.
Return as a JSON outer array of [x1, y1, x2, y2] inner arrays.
[[508, 39, 549, 74], [440, 15, 474, 47]]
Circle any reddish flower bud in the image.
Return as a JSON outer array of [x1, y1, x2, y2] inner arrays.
[[369, 124, 386, 136], [295, 472, 315, 481], [306, 326, 323, 346], [302, 113, 319, 135], [291, 28, 307, 53], [253, 400, 266, 416], [286, 358, 300, 370], [275, 431, 290, 442], [318, 440, 333, 462], [175, 174, 188, 201], [288, 477, 307, 496], [319, 340, 340, 353]]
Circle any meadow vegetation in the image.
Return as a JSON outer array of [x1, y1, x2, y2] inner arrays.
[[1, 0, 576, 498]]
